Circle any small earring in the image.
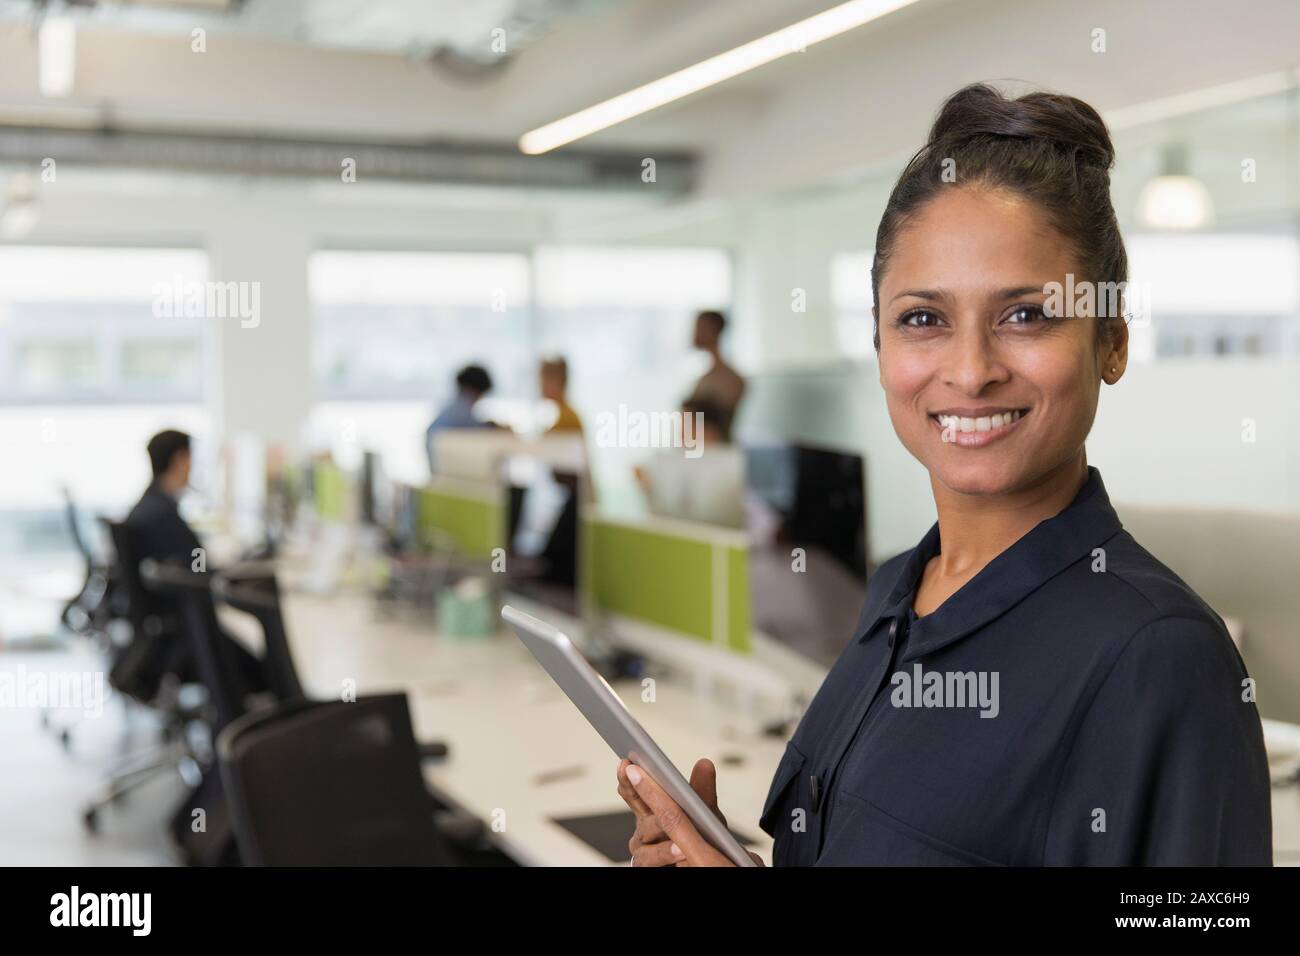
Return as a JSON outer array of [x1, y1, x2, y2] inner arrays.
[[1110, 366, 1117, 373]]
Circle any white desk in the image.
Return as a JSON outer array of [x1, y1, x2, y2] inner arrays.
[[275, 591, 788, 866]]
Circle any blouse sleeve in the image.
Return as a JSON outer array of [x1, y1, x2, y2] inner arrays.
[[1043, 615, 1272, 865]]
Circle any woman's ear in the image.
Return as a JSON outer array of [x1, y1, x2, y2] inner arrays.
[[872, 306, 882, 379], [1102, 315, 1129, 384]]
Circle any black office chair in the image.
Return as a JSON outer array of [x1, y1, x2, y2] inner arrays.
[[218, 694, 463, 866], [42, 491, 118, 750], [82, 523, 209, 834], [58, 488, 116, 637], [140, 559, 279, 865], [102, 520, 187, 704], [213, 573, 303, 702]]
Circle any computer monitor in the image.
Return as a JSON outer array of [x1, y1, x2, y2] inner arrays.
[[640, 445, 746, 530], [388, 482, 420, 552], [502, 454, 580, 618], [360, 450, 382, 526], [743, 436, 868, 667]]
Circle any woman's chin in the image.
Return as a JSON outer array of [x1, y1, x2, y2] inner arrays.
[[930, 459, 1028, 497]]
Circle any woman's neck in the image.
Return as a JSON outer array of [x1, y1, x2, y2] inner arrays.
[[928, 453, 1089, 579]]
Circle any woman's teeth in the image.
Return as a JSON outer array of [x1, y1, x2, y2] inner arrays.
[[936, 409, 1023, 433]]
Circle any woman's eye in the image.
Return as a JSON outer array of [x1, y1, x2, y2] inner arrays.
[[1003, 305, 1047, 325], [899, 310, 941, 328]]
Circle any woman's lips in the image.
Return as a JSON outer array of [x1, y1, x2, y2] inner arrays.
[[928, 408, 1029, 448]]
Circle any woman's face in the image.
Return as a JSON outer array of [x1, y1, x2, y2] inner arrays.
[[875, 186, 1125, 497]]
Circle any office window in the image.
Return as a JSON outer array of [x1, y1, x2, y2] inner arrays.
[[0, 245, 212, 506], [1125, 233, 1300, 360], [308, 250, 533, 481], [0, 246, 211, 639], [0, 249, 208, 404], [311, 250, 532, 401], [535, 245, 731, 407], [831, 250, 875, 360], [535, 245, 732, 511]]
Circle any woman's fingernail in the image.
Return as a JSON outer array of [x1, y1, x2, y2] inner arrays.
[[625, 765, 642, 786], [670, 843, 683, 858]]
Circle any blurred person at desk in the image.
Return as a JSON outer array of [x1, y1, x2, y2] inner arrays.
[[635, 398, 744, 529], [125, 429, 268, 695], [540, 356, 583, 435], [426, 363, 501, 473], [616, 83, 1270, 867], [685, 309, 745, 441]]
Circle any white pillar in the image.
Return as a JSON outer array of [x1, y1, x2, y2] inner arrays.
[[207, 223, 315, 449]]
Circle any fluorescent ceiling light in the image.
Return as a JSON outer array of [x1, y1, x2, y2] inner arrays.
[[1104, 68, 1300, 131], [38, 16, 77, 98], [1136, 144, 1214, 231], [519, 0, 921, 155]]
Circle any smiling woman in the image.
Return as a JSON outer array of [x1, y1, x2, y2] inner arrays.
[[616, 82, 1273, 867]]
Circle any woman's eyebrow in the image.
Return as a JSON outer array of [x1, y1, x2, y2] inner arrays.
[[996, 285, 1048, 299], [890, 284, 1047, 304], [890, 288, 946, 303]]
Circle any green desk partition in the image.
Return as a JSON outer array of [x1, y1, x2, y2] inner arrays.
[[586, 517, 751, 653], [418, 484, 503, 559], [726, 545, 751, 653], [313, 463, 347, 522]]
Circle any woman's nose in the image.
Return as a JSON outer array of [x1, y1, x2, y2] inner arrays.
[[940, 324, 1011, 395]]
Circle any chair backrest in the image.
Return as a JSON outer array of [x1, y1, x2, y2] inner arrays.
[[63, 487, 93, 568], [102, 519, 183, 702], [141, 561, 249, 731], [104, 519, 156, 638], [217, 694, 453, 866], [215, 573, 304, 701]]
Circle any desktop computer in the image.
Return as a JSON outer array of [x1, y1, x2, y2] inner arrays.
[[502, 454, 580, 619], [742, 435, 869, 667]]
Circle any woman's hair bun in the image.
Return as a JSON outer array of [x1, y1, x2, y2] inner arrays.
[[927, 82, 1115, 170]]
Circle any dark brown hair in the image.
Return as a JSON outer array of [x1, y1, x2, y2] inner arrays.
[[696, 310, 727, 333], [871, 83, 1127, 348], [147, 429, 190, 478]]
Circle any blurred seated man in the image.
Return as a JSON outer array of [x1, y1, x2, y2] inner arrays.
[[127, 430, 204, 566], [426, 363, 496, 474], [540, 356, 583, 435], [125, 429, 268, 697], [635, 398, 745, 529]]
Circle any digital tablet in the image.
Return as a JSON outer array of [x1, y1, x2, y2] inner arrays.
[[501, 605, 757, 867]]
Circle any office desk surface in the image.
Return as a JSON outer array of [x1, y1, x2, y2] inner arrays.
[[275, 592, 787, 867], [246, 589, 1300, 867]]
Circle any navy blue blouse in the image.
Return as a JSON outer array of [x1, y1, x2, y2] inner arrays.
[[759, 467, 1272, 865]]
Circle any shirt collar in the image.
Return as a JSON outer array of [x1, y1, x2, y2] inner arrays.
[[855, 466, 1122, 661]]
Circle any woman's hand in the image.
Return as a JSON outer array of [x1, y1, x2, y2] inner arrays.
[[616, 757, 765, 867]]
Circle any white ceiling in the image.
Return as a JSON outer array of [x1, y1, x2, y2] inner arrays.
[[0, 0, 619, 57], [0, 0, 1297, 202]]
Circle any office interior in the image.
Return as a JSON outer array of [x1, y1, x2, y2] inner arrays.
[[1, 0, 1298, 867]]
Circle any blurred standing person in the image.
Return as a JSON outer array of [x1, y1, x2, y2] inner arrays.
[[685, 310, 745, 440]]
